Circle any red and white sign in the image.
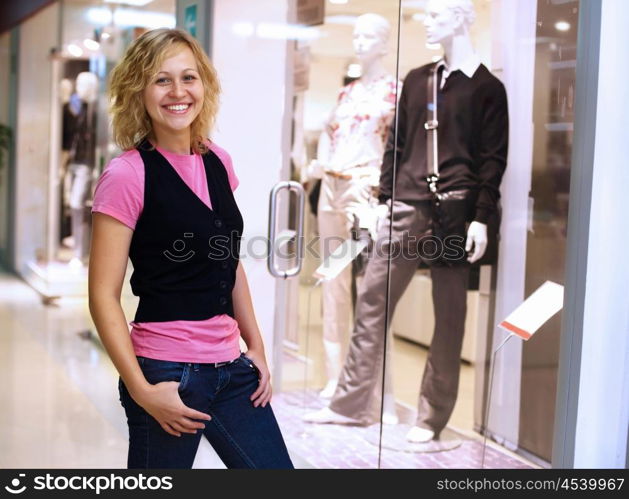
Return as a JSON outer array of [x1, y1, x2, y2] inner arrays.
[[498, 281, 564, 340]]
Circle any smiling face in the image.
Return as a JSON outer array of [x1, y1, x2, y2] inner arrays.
[[424, 0, 460, 45], [143, 43, 204, 144]]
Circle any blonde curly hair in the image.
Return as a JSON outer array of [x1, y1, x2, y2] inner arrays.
[[108, 28, 220, 154]]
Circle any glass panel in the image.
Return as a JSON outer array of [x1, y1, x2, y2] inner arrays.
[[520, 0, 580, 462], [285, 0, 402, 468], [383, 0, 505, 467]]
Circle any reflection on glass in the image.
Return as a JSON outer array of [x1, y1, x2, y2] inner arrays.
[[33, 0, 177, 279], [520, 0, 580, 463], [281, 0, 403, 468], [289, 0, 517, 469]]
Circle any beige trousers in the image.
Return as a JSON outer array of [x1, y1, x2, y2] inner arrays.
[[317, 173, 372, 345]]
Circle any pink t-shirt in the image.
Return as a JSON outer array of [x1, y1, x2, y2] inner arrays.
[[92, 140, 242, 363]]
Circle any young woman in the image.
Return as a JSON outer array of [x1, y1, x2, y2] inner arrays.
[[88, 28, 293, 469]]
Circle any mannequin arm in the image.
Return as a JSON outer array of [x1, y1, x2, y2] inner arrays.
[[301, 130, 330, 183], [474, 82, 508, 223], [379, 82, 408, 203]]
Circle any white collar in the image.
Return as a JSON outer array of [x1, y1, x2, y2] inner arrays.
[[438, 53, 481, 79]]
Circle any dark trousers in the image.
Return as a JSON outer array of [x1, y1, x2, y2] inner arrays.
[[329, 200, 470, 435], [118, 353, 294, 469]]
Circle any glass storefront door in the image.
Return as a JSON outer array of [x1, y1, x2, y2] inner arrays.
[[262, 0, 512, 468], [261, 0, 517, 468], [266, 0, 404, 468], [380, 0, 500, 462]]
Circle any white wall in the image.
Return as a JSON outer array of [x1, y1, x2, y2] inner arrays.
[[14, 3, 60, 275], [211, 0, 292, 370], [573, 0, 629, 468]]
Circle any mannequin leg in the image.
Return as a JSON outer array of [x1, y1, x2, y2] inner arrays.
[[410, 264, 470, 439], [381, 331, 398, 424], [320, 339, 342, 398], [317, 176, 352, 397], [70, 208, 84, 261], [305, 200, 429, 424], [68, 164, 91, 265]]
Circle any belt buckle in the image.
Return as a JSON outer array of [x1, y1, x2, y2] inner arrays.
[[424, 120, 438, 130], [213, 359, 235, 368]]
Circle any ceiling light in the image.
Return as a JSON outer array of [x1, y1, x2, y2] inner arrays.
[[412, 13, 425, 21], [112, 9, 175, 29], [67, 44, 83, 57], [555, 21, 570, 32], [87, 7, 113, 26], [324, 15, 357, 25], [329, 0, 349, 4], [104, 0, 154, 6], [83, 39, 100, 51]]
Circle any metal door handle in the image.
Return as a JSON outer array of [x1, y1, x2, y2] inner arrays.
[[267, 181, 305, 278]]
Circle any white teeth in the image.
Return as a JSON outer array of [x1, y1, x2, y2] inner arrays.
[[166, 104, 189, 111]]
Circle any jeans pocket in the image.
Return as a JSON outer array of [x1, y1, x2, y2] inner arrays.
[[117, 377, 125, 409], [240, 353, 260, 377], [140, 357, 190, 393]]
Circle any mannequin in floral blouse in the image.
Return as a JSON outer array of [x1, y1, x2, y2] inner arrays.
[[303, 13, 400, 423]]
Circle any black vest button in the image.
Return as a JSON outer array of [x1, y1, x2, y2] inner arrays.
[[214, 219, 223, 228], [219, 280, 228, 289], [220, 261, 229, 269], [219, 296, 228, 306]]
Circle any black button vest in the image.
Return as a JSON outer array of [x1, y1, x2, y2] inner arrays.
[[128, 139, 243, 322]]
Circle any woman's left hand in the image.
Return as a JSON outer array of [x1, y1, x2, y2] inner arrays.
[[245, 349, 272, 408]]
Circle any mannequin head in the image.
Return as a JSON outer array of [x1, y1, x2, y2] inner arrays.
[[75, 72, 98, 103], [60, 78, 73, 103], [353, 13, 390, 65], [424, 0, 476, 45]]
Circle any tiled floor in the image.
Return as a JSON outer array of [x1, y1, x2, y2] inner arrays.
[[0, 270, 534, 469], [274, 391, 532, 469]]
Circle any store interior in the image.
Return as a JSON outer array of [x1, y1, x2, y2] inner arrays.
[[0, 0, 582, 468]]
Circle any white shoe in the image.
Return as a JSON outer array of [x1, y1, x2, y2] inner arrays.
[[382, 393, 398, 425], [302, 406, 360, 424], [321, 340, 342, 399], [406, 426, 435, 443], [382, 411, 399, 425], [68, 257, 83, 270], [319, 379, 338, 399]]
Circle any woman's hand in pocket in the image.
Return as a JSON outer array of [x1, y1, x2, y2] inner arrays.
[[135, 382, 212, 437], [244, 350, 272, 408]]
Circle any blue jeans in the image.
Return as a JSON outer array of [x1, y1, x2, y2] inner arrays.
[[118, 353, 294, 469]]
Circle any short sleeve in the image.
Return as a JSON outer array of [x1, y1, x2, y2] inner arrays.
[[91, 157, 143, 230], [208, 142, 239, 191]]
